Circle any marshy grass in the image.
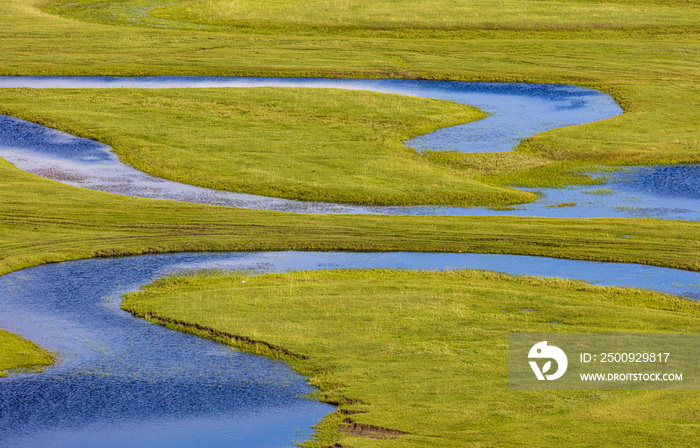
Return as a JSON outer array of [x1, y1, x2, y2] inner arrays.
[[547, 201, 577, 208], [585, 188, 614, 195], [0, 329, 54, 377]]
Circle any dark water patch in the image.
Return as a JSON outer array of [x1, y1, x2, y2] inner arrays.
[[607, 165, 700, 201]]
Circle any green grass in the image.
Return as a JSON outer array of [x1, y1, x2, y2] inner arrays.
[[121, 269, 700, 447], [45, 0, 700, 33], [0, 329, 54, 377], [546, 202, 577, 208], [0, 87, 536, 207], [4, 151, 699, 276], [584, 188, 614, 195]]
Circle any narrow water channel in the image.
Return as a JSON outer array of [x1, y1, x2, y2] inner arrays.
[[0, 252, 698, 447], [0, 77, 697, 447], [8, 77, 696, 218]]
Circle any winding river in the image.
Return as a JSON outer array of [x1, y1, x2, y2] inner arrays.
[[0, 77, 698, 447], [1, 76, 697, 219]]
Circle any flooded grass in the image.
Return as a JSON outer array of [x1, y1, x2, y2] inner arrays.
[[0, 329, 54, 377], [585, 188, 614, 195], [547, 201, 577, 208]]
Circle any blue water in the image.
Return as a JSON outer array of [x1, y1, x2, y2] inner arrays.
[[1, 76, 696, 219], [1, 251, 699, 446], [0, 77, 698, 446]]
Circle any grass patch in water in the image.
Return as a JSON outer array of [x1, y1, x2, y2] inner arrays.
[[585, 188, 614, 196], [0, 87, 537, 207], [547, 201, 577, 208], [0, 329, 54, 377], [121, 268, 700, 447]]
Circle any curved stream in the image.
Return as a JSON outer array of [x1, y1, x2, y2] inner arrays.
[[0, 77, 698, 446], [3, 76, 697, 220], [1, 251, 699, 447]]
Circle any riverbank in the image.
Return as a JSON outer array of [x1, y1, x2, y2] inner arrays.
[[122, 268, 700, 447]]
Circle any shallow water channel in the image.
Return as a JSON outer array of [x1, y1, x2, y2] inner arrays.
[[3, 76, 696, 219], [0, 78, 698, 446], [1, 251, 699, 447]]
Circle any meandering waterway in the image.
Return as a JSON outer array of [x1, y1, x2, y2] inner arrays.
[[0, 251, 698, 447], [4, 76, 695, 219], [1, 77, 697, 447]]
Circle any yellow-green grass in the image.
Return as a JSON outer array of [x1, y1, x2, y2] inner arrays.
[[121, 269, 700, 447], [0, 329, 54, 377], [1, 87, 534, 207], [2, 148, 700, 277], [1, 1, 698, 188], [46, 0, 700, 34]]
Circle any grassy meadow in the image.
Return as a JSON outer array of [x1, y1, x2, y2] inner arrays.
[[122, 269, 700, 447], [45, 0, 700, 33], [0, 87, 523, 207], [0, 0, 699, 446]]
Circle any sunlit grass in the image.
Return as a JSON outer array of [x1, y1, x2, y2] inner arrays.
[[0, 87, 536, 207], [122, 268, 700, 447], [0, 329, 54, 377], [45, 0, 700, 33]]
